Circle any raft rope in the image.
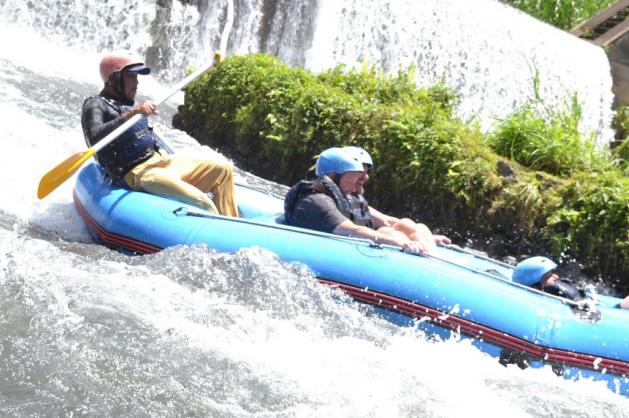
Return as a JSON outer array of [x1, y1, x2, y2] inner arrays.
[[444, 243, 514, 269]]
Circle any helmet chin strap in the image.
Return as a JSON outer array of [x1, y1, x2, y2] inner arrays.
[[106, 71, 130, 102], [329, 172, 342, 186]]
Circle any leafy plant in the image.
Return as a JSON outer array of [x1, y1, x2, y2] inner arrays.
[[489, 71, 615, 175], [545, 171, 629, 277]]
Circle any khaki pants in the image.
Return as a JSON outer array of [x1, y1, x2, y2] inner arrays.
[[124, 151, 239, 217]]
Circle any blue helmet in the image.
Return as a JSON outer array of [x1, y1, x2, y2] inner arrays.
[[512, 256, 558, 286], [315, 147, 364, 176], [344, 146, 373, 168]]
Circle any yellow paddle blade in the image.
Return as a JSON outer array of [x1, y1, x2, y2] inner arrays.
[[37, 148, 96, 199]]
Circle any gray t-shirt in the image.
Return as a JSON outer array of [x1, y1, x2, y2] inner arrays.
[[290, 193, 348, 233]]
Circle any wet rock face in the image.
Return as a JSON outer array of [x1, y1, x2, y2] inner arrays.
[[144, 0, 317, 80], [610, 33, 629, 108], [497, 160, 517, 180]]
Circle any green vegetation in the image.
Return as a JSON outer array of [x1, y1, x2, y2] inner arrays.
[[545, 171, 628, 281], [173, 54, 629, 291], [501, 0, 617, 29], [489, 72, 615, 175]]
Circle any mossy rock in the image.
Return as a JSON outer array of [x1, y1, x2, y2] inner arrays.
[[173, 54, 629, 293]]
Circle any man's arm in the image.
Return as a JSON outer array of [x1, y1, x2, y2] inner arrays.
[[81, 98, 158, 146], [369, 207, 451, 249], [333, 220, 425, 254], [81, 97, 126, 146], [368, 207, 399, 229]]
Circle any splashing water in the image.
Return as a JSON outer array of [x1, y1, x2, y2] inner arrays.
[[2, 229, 627, 416]]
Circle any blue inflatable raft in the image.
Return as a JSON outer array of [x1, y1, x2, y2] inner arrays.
[[74, 162, 629, 396]]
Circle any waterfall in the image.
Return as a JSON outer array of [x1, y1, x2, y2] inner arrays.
[[305, 0, 614, 143], [0, 0, 615, 143]]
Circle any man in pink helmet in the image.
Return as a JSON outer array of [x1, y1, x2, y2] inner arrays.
[[81, 52, 238, 216]]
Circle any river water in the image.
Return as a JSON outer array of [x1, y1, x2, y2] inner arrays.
[[1, 1, 627, 416]]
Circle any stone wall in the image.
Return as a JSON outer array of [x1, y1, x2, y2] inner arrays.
[[609, 32, 629, 109]]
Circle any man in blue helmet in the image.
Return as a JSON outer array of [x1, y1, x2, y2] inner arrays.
[[284, 147, 450, 254], [513, 257, 629, 309], [342, 146, 451, 252]]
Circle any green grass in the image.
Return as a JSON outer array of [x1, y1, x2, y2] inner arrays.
[[489, 96, 615, 176], [489, 71, 622, 176]]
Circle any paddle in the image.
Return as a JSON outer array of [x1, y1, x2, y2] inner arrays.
[[38, 0, 235, 199]]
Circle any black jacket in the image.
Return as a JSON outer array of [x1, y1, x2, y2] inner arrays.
[[81, 90, 157, 179]]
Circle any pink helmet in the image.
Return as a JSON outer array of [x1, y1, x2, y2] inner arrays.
[[99, 53, 150, 83]]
